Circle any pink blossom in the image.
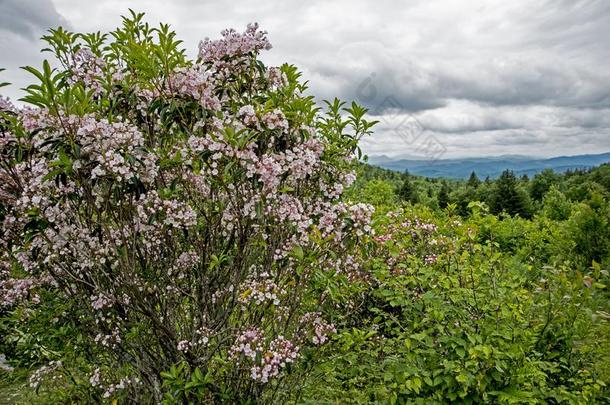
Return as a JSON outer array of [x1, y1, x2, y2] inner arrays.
[[0, 95, 15, 112], [168, 66, 221, 110], [68, 48, 106, 95], [238, 105, 259, 127], [424, 254, 438, 265], [198, 23, 271, 63], [266, 67, 286, 88], [262, 109, 288, 132]]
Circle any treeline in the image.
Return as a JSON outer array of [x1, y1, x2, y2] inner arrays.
[[354, 162, 610, 217], [349, 162, 610, 267]]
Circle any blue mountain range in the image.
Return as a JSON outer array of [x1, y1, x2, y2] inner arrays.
[[367, 152, 610, 179]]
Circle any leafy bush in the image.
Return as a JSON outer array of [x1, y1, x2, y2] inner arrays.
[[296, 208, 609, 403], [0, 12, 376, 402]]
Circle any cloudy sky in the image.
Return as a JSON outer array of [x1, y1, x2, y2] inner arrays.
[[1, 0, 609, 159]]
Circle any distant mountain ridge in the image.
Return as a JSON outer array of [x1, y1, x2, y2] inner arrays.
[[367, 152, 610, 179]]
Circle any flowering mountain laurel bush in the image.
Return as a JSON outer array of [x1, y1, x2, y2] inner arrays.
[[0, 11, 376, 402]]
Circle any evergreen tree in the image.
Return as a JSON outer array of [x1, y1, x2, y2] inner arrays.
[[491, 169, 532, 218], [455, 188, 476, 216], [398, 170, 419, 204], [437, 181, 450, 209], [467, 171, 481, 188]]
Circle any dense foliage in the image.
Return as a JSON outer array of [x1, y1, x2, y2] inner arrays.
[[1, 12, 609, 404], [0, 12, 377, 402]]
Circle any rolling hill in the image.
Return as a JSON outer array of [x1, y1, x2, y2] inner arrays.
[[367, 152, 610, 179]]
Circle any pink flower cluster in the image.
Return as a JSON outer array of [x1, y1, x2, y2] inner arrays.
[[300, 312, 336, 345], [0, 277, 39, 308], [238, 278, 285, 306], [262, 109, 288, 131], [255, 336, 299, 382], [266, 67, 286, 88], [348, 203, 375, 236], [251, 138, 323, 191], [0, 95, 15, 112], [230, 328, 299, 383], [407, 218, 438, 233], [330, 254, 364, 281], [424, 254, 438, 265], [135, 191, 197, 229], [76, 115, 157, 183], [29, 360, 63, 389], [176, 325, 212, 354], [230, 327, 264, 361], [314, 201, 374, 241], [94, 327, 122, 348], [69, 48, 106, 95], [91, 293, 114, 310], [177, 340, 190, 353], [321, 170, 357, 200], [199, 23, 271, 63], [90, 367, 137, 399], [168, 66, 221, 110], [374, 212, 443, 273], [238, 105, 259, 128], [170, 250, 200, 278]]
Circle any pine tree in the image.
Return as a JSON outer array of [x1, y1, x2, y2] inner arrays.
[[467, 171, 480, 189], [491, 170, 532, 217], [398, 170, 419, 204], [437, 181, 450, 209]]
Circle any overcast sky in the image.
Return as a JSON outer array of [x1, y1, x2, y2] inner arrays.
[[1, 0, 609, 158]]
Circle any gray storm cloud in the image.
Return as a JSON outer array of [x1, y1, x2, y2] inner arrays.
[[0, 0, 68, 39], [0, 0, 608, 158]]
